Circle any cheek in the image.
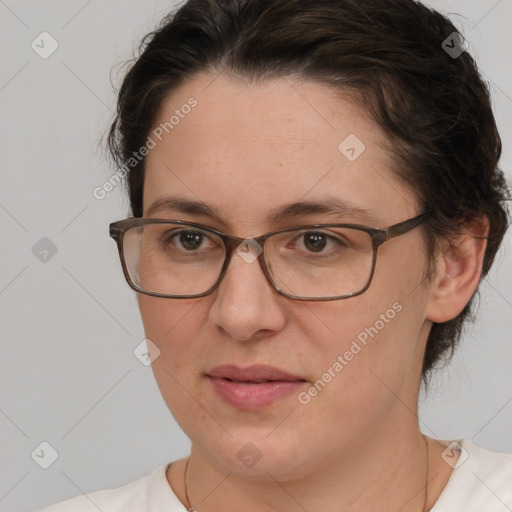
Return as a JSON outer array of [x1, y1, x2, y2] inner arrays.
[[302, 299, 405, 383], [138, 294, 199, 341], [300, 281, 427, 415], [138, 295, 213, 429], [137, 295, 206, 377]]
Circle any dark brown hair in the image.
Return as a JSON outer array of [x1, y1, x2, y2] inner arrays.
[[107, 0, 509, 387]]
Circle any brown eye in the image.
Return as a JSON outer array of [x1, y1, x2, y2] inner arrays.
[[178, 231, 204, 250], [303, 232, 328, 252]]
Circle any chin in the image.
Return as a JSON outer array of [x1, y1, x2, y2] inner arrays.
[[189, 426, 327, 482]]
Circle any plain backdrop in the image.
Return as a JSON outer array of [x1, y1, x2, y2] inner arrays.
[[1, 1, 511, 510]]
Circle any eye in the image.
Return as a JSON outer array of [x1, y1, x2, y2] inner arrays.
[[162, 229, 216, 252], [177, 230, 206, 250], [302, 232, 330, 252], [288, 230, 347, 256]]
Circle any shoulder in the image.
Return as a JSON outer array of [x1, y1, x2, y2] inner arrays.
[[37, 463, 184, 512], [432, 438, 512, 512], [37, 469, 154, 512]]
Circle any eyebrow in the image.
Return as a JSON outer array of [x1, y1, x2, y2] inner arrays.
[[145, 196, 377, 225], [268, 198, 376, 224]]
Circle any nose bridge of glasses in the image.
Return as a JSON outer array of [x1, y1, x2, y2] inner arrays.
[[219, 233, 274, 288], [224, 233, 266, 266]]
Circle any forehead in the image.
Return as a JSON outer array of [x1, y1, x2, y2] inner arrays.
[[143, 73, 417, 229]]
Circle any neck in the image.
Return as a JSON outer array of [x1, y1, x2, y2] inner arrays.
[[181, 419, 432, 512]]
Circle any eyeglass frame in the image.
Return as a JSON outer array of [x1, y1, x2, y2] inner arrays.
[[109, 211, 432, 301]]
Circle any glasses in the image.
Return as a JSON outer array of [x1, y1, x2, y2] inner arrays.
[[109, 212, 431, 301]]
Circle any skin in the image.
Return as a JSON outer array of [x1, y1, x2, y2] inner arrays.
[[137, 73, 487, 511]]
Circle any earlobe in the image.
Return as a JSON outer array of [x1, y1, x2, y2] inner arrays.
[[426, 217, 489, 323]]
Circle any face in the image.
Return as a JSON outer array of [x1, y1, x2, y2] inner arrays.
[[138, 73, 432, 480]]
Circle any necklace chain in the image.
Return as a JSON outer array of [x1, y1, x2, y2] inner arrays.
[[184, 434, 430, 512]]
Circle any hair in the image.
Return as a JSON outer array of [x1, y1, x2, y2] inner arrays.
[[107, 0, 509, 388]]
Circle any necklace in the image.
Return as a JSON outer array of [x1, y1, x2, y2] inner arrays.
[[183, 434, 430, 512]]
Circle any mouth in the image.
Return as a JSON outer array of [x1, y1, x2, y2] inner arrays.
[[208, 364, 305, 382], [206, 364, 308, 410]]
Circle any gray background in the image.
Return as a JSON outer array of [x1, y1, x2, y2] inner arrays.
[[1, 1, 511, 510]]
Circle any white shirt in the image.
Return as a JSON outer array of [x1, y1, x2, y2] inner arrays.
[[39, 438, 512, 511]]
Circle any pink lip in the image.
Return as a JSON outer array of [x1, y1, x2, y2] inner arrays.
[[207, 365, 307, 410]]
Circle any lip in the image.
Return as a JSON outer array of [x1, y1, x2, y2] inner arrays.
[[207, 365, 307, 410]]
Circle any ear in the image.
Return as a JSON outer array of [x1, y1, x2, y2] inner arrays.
[[426, 216, 489, 323]]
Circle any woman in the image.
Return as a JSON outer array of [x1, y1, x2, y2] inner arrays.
[[40, 0, 511, 510]]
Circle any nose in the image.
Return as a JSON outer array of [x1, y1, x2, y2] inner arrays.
[[208, 245, 287, 341]]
